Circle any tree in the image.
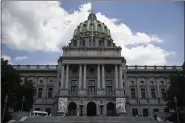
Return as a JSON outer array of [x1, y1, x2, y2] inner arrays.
[[1, 58, 36, 123], [165, 62, 185, 123], [20, 78, 36, 111], [1, 58, 22, 123]]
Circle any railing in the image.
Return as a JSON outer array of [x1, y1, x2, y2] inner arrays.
[[12, 65, 58, 70], [126, 65, 183, 71], [11, 64, 183, 71]]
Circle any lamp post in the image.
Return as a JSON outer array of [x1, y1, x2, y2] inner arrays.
[[2, 95, 8, 123], [42, 99, 45, 111], [174, 96, 180, 123], [21, 96, 25, 112]]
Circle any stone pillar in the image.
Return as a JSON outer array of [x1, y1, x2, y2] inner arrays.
[[61, 64, 65, 89], [146, 77, 150, 98], [136, 77, 140, 98], [155, 77, 160, 98], [97, 64, 100, 89], [102, 65, 105, 89], [115, 65, 118, 89], [65, 64, 69, 89], [83, 64, 86, 89], [119, 65, 123, 89], [79, 64, 82, 89]]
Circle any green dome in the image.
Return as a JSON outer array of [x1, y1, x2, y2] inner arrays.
[[73, 11, 111, 38]]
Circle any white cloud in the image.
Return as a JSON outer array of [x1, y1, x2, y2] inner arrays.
[[2, 1, 176, 65], [15, 56, 28, 61]]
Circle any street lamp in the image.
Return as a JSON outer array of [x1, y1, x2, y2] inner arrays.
[[21, 96, 25, 112], [2, 95, 8, 123], [174, 96, 180, 123], [42, 99, 45, 111]]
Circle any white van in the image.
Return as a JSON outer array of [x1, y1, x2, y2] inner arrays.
[[30, 111, 48, 117]]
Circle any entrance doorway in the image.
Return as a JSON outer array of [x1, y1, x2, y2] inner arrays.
[[106, 102, 116, 116], [68, 102, 77, 116], [87, 102, 97, 116]]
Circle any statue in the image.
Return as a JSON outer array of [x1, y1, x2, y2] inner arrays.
[[116, 98, 126, 114], [58, 98, 67, 113]]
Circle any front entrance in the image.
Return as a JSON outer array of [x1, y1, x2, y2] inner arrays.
[[87, 102, 97, 116], [68, 102, 77, 116], [106, 102, 116, 116]]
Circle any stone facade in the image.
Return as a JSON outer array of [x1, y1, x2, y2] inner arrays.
[[12, 11, 183, 118]]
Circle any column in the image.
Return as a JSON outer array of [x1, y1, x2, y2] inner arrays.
[[102, 65, 105, 89], [155, 77, 160, 98], [146, 77, 150, 98], [97, 64, 100, 89], [136, 77, 140, 98], [115, 65, 118, 89], [61, 64, 65, 89], [79, 64, 82, 89], [83, 64, 86, 89], [65, 64, 69, 89], [119, 65, 123, 89]]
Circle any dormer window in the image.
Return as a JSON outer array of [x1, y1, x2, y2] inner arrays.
[[98, 24, 101, 27]]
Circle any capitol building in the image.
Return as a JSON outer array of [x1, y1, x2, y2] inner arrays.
[[12, 11, 183, 118]]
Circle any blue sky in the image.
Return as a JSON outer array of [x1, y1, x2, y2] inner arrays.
[[2, 1, 184, 65]]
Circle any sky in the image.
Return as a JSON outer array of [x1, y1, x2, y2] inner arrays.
[[1, 1, 184, 66]]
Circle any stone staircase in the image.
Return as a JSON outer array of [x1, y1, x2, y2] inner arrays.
[[14, 116, 170, 123]]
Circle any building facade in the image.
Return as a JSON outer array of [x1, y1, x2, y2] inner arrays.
[[12, 11, 183, 117]]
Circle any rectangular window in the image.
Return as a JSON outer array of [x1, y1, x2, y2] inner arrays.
[[132, 108, 138, 116], [131, 88, 136, 98], [143, 109, 149, 117], [45, 108, 51, 115], [38, 88, 43, 98], [35, 108, 40, 111], [48, 88, 53, 98], [153, 109, 159, 112], [161, 88, 166, 99], [164, 108, 169, 112], [151, 88, 156, 99], [106, 86, 113, 95], [88, 86, 95, 95], [141, 88, 146, 99]]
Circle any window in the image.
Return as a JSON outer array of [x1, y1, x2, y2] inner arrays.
[[88, 80, 96, 95], [131, 81, 134, 84], [38, 88, 43, 98], [49, 80, 52, 84], [143, 109, 149, 117], [106, 80, 112, 94], [48, 88, 53, 98], [151, 88, 156, 99], [59, 82, 61, 87], [46, 108, 51, 115], [99, 40, 104, 47], [153, 109, 159, 112], [71, 80, 78, 95], [107, 69, 112, 74], [161, 81, 164, 84], [123, 82, 125, 87], [132, 108, 138, 116], [151, 81, 154, 84], [161, 88, 166, 99], [164, 108, 169, 112], [131, 88, 136, 98], [35, 108, 40, 111], [141, 88, 146, 99], [122, 75, 124, 79], [40, 80, 43, 84], [140, 81, 144, 84], [107, 41, 111, 47], [73, 40, 77, 47]]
